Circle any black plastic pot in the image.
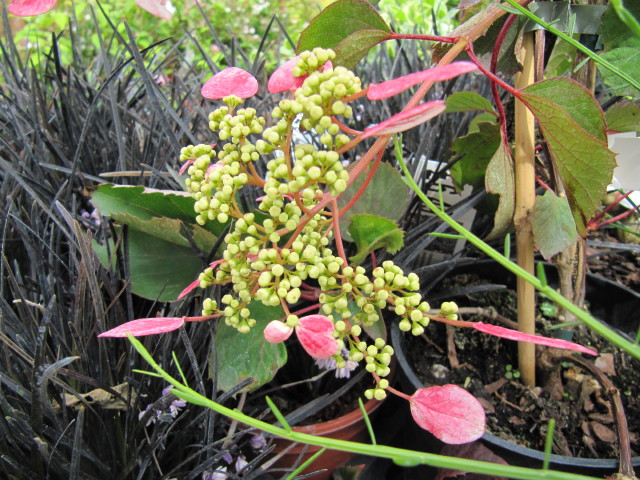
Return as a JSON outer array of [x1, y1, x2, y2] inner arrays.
[[392, 259, 640, 475]]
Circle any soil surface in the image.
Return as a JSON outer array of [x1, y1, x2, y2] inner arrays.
[[586, 231, 640, 292], [405, 271, 640, 460]]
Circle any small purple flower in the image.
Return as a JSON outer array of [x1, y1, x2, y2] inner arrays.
[[249, 432, 267, 451], [235, 455, 248, 472], [315, 348, 358, 378], [221, 451, 233, 464], [138, 386, 187, 426], [202, 467, 228, 480]]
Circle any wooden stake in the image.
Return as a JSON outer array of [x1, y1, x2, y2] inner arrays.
[[514, 32, 537, 387]]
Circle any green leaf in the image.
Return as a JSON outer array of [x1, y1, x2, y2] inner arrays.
[[297, 0, 392, 69], [610, 0, 640, 40], [468, 112, 498, 133], [605, 100, 640, 133], [450, 122, 502, 191], [215, 301, 287, 393], [485, 138, 515, 240], [599, 1, 640, 51], [90, 184, 225, 251], [94, 229, 206, 302], [445, 92, 496, 114], [519, 79, 616, 233], [532, 190, 578, 260], [338, 161, 410, 242], [522, 77, 606, 142], [348, 214, 404, 264], [333, 30, 392, 70], [599, 47, 640, 99]]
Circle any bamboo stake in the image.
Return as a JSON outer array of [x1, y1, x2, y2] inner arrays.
[[514, 32, 537, 387]]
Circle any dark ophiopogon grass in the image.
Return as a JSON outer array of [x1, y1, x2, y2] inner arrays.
[[0, 5, 291, 479]]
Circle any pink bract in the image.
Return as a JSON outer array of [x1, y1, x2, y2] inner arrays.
[[367, 61, 478, 100], [201, 67, 259, 99], [410, 385, 485, 444], [472, 322, 598, 356], [8, 0, 57, 16], [362, 101, 446, 138], [98, 317, 185, 337], [267, 57, 333, 94], [268, 57, 306, 93], [264, 320, 294, 343], [295, 314, 339, 359], [177, 259, 224, 299], [135, 0, 174, 20]]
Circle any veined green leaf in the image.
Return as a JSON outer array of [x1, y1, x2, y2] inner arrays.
[[520, 78, 616, 233], [532, 190, 578, 260], [215, 302, 287, 393], [297, 0, 392, 69], [348, 214, 404, 264]]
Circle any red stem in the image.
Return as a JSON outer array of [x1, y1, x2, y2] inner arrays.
[[184, 313, 223, 322], [339, 148, 384, 217], [466, 46, 520, 98], [591, 190, 634, 224], [594, 206, 640, 230], [386, 385, 411, 401], [489, 12, 520, 140], [332, 117, 363, 136], [332, 199, 349, 264], [291, 303, 322, 317], [535, 174, 554, 192], [388, 32, 457, 44]]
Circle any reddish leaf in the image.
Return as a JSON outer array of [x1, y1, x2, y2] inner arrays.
[[410, 385, 486, 444], [8, 0, 57, 16], [295, 314, 339, 359], [201, 68, 259, 99], [135, 0, 173, 20], [362, 101, 446, 138], [472, 322, 597, 356], [264, 320, 294, 343], [98, 317, 184, 337], [367, 62, 478, 100]]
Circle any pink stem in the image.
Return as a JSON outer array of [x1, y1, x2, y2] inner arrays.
[[184, 313, 223, 322], [388, 32, 457, 44], [466, 46, 520, 98], [338, 148, 384, 217], [332, 199, 349, 264], [292, 303, 322, 317]]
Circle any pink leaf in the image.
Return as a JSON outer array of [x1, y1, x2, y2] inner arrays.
[[362, 101, 446, 138], [295, 314, 339, 359], [267, 57, 333, 94], [367, 61, 478, 100], [410, 385, 485, 444], [177, 259, 225, 299], [201, 67, 259, 99], [268, 57, 306, 94], [8, 0, 57, 16], [177, 279, 201, 300], [264, 320, 294, 343], [472, 322, 598, 356], [98, 317, 184, 337], [135, 0, 173, 20]]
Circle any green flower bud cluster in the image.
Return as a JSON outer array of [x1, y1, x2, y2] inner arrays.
[[208, 106, 265, 144], [220, 293, 255, 333], [293, 48, 336, 77]]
